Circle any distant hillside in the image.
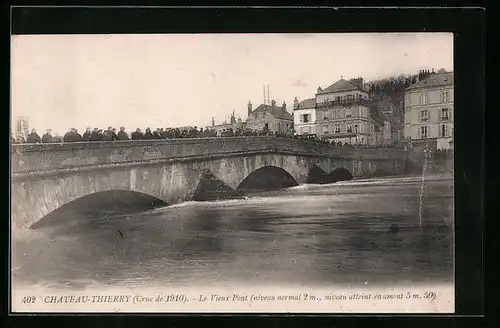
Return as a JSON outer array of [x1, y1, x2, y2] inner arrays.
[[364, 68, 449, 119], [366, 74, 416, 112]]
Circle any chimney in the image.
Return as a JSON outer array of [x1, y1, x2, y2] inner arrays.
[[317, 86, 323, 93], [282, 101, 287, 111], [271, 99, 276, 107], [293, 97, 299, 109], [247, 101, 252, 116], [350, 77, 364, 90]]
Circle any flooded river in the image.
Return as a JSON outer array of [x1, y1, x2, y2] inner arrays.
[[12, 175, 454, 289]]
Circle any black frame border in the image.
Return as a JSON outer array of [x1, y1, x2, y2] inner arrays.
[[5, 6, 488, 327]]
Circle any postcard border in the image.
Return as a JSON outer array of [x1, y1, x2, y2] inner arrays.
[[6, 5, 487, 326]]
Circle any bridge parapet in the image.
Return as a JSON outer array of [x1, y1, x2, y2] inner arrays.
[[11, 136, 408, 175]]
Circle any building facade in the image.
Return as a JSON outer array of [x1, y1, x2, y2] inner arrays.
[[246, 100, 293, 134], [293, 78, 381, 145], [293, 97, 318, 136], [404, 71, 454, 149], [207, 112, 244, 136]]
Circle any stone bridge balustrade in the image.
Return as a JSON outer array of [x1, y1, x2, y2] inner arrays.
[[11, 136, 407, 175]]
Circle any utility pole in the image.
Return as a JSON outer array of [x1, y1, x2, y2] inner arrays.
[[263, 84, 271, 105]]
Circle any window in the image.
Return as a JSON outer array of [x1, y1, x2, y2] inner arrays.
[[302, 114, 309, 123], [420, 126, 428, 139], [440, 124, 448, 137], [441, 90, 450, 103], [334, 125, 340, 133], [323, 125, 330, 134], [264, 123, 269, 131], [346, 125, 353, 133], [441, 108, 450, 120], [420, 110, 429, 122], [354, 124, 358, 133], [346, 109, 352, 118], [323, 111, 329, 120], [420, 92, 429, 105]]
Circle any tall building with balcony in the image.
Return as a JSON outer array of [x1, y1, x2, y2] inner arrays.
[[314, 78, 378, 145], [293, 78, 385, 145], [404, 70, 454, 149]]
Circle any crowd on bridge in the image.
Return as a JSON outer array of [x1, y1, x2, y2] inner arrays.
[[12, 125, 407, 150]]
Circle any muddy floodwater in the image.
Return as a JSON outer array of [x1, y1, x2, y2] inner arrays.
[[12, 175, 454, 289]]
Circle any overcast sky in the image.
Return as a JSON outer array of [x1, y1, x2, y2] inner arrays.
[[11, 33, 453, 135]]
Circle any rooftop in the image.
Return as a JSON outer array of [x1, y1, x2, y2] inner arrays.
[[295, 98, 316, 110], [252, 104, 293, 120], [317, 79, 362, 94], [406, 72, 454, 90]]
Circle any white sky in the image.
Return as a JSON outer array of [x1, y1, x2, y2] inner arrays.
[[11, 33, 453, 135]]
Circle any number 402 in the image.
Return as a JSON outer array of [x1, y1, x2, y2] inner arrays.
[[21, 296, 36, 303]]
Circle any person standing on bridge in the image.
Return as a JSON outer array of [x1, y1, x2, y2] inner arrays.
[[41, 129, 53, 143], [63, 128, 83, 142], [131, 128, 143, 140], [143, 127, 154, 140], [102, 126, 116, 141], [90, 128, 101, 141], [102, 127, 112, 141], [82, 127, 92, 141], [111, 128, 118, 141], [152, 128, 162, 139], [117, 126, 129, 140], [26, 129, 41, 143]]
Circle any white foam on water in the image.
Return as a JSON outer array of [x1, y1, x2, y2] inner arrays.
[[144, 174, 452, 215], [150, 197, 252, 212]]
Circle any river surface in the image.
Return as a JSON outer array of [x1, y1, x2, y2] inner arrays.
[[12, 175, 454, 289]]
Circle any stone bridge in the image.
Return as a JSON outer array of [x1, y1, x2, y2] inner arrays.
[[11, 136, 410, 229]]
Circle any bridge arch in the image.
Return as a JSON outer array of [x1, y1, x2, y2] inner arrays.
[[327, 167, 354, 183], [236, 165, 299, 192], [30, 190, 167, 230], [307, 164, 329, 184]]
